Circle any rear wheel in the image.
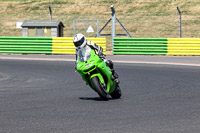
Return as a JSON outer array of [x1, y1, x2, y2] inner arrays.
[[91, 76, 109, 100], [110, 84, 122, 99]]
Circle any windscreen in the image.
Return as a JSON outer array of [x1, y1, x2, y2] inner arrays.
[[78, 46, 91, 62]]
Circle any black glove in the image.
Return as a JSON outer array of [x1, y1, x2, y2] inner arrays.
[[98, 52, 104, 57]]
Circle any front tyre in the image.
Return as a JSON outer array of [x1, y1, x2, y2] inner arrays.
[[91, 77, 109, 100]]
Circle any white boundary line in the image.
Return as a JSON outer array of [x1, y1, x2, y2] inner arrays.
[[0, 56, 200, 67], [0, 57, 75, 62], [112, 60, 200, 67]]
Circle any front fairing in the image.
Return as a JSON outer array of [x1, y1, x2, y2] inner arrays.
[[76, 45, 102, 74]]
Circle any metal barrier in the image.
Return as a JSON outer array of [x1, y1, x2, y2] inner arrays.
[[3, 37, 199, 55], [0, 37, 106, 55], [167, 38, 200, 55], [113, 38, 168, 55], [52, 37, 74, 54], [52, 37, 106, 54], [0, 36, 52, 54], [114, 38, 200, 55]]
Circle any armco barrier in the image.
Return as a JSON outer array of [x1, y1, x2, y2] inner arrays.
[[113, 38, 168, 55], [52, 37, 106, 54], [0, 36, 52, 54], [114, 38, 200, 55], [167, 38, 200, 55], [0, 37, 106, 55]]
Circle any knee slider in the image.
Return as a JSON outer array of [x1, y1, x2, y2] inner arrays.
[[106, 60, 113, 69]]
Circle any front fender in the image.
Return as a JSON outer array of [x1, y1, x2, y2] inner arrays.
[[90, 74, 105, 85]]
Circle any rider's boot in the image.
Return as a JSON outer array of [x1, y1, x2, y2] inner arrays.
[[111, 69, 118, 79], [105, 59, 120, 84], [111, 69, 120, 84]]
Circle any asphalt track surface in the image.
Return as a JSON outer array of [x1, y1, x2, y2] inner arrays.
[[0, 55, 200, 133]]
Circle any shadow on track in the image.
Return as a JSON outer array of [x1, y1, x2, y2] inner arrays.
[[79, 97, 121, 101], [79, 97, 103, 101]]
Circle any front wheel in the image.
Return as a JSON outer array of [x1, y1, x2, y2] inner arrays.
[[91, 76, 109, 100]]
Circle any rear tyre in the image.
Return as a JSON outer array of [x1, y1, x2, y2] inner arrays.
[[110, 84, 122, 99], [91, 76, 109, 101]]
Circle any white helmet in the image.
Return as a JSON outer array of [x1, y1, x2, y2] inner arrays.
[[73, 33, 87, 48]]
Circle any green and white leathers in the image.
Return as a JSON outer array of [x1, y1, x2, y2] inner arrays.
[[76, 45, 121, 100]]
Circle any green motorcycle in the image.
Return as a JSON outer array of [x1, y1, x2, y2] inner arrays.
[[76, 45, 121, 100]]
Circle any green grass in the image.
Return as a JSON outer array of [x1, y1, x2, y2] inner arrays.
[[0, 0, 41, 1], [1, 0, 200, 39]]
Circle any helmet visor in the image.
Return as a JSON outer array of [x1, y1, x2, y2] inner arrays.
[[74, 37, 85, 47]]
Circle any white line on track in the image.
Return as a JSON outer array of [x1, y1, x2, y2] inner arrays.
[[112, 60, 200, 67], [0, 57, 75, 62], [0, 56, 200, 67]]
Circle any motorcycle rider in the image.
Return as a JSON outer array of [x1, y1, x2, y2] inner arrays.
[[73, 33, 119, 84]]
